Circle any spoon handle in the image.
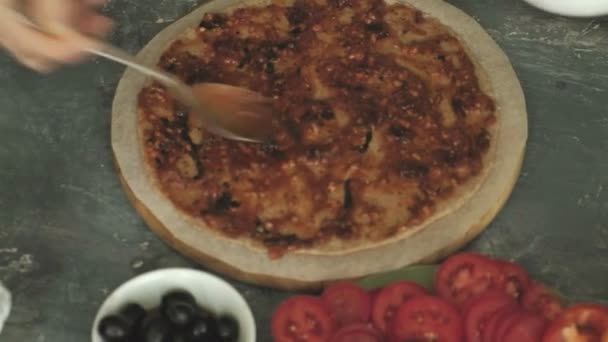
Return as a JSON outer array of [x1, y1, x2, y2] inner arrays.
[[85, 44, 181, 89], [84, 43, 200, 109]]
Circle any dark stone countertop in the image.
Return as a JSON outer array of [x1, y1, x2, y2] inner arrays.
[[1, 0, 607, 341]]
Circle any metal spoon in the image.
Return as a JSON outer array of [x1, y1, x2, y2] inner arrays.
[[12, 10, 278, 143]]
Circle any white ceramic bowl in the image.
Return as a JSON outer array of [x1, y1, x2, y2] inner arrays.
[[522, 0, 608, 17], [91, 268, 256, 342]]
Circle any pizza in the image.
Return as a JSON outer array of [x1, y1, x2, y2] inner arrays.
[[136, 0, 498, 258]]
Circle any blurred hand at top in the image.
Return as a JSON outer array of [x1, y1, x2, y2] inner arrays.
[[0, 0, 113, 72]]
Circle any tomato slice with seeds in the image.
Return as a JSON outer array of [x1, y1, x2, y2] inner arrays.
[[542, 304, 608, 342], [500, 311, 547, 342], [272, 296, 335, 342], [495, 259, 531, 300], [331, 323, 383, 342], [371, 281, 428, 334], [435, 253, 503, 307], [322, 282, 371, 327], [522, 282, 563, 321], [463, 290, 515, 342], [391, 295, 463, 342], [481, 303, 520, 342]]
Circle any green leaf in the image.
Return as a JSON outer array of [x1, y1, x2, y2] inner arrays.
[[357, 264, 439, 290]]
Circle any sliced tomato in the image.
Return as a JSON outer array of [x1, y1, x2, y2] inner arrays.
[[371, 281, 429, 333], [493, 308, 526, 342], [495, 259, 531, 300], [331, 323, 383, 342], [435, 253, 503, 307], [272, 296, 335, 342], [500, 311, 547, 342], [369, 288, 381, 304], [322, 282, 372, 327], [542, 304, 608, 342], [481, 303, 520, 342], [522, 282, 563, 321], [463, 290, 515, 342], [391, 295, 463, 342]]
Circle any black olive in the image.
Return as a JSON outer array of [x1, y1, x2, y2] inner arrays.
[[289, 26, 303, 36], [399, 161, 429, 178], [118, 303, 146, 333], [389, 124, 412, 139], [452, 98, 467, 117], [475, 131, 490, 152], [199, 13, 226, 30], [187, 315, 220, 342], [287, 6, 308, 25], [276, 41, 288, 50], [217, 315, 240, 342], [320, 107, 335, 120], [436, 149, 458, 165], [162, 290, 196, 307], [161, 290, 198, 328], [171, 332, 190, 342], [264, 47, 278, 61], [343, 179, 353, 210], [159, 142, 171, 154], [139, 310, 175, 342], [265, 62, 275, 74], [357, 130, 373, 153], [366, 22, 389, 39], [163, 61, 178, 73], [307, 146, 321, 159], [366, 22, 383, 33], [261, 142, 285, 159], [213, 192, 240, 212], [98, 315, 129, 342]]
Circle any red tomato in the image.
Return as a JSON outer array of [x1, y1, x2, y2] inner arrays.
[[391, 295, 463, 342], [481, 303, 520, 342], [331, 323, 383, 342], [500, 311, 547, 342], [495, 259, 531, 300], [369, 289, 381, 304], [435, 253, 502, 307], [493, 308, 526, 342], [522, 282, 563, 321], [371, 281, 429, 333], [542, 304, 608, 342], [463, 290, 515, 342], [272, 296, 335, 342], [322, 282, 372, 327]]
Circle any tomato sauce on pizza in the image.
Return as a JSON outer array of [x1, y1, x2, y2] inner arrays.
[[138, 0, 497, 257]]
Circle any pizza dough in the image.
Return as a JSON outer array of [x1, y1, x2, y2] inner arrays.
[[112, 0, 527, 289]]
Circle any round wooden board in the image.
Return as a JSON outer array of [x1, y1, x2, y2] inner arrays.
[[111, 0, 528, 290]]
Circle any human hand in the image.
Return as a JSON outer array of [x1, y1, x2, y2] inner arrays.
[[0, 0, 113, 72]]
